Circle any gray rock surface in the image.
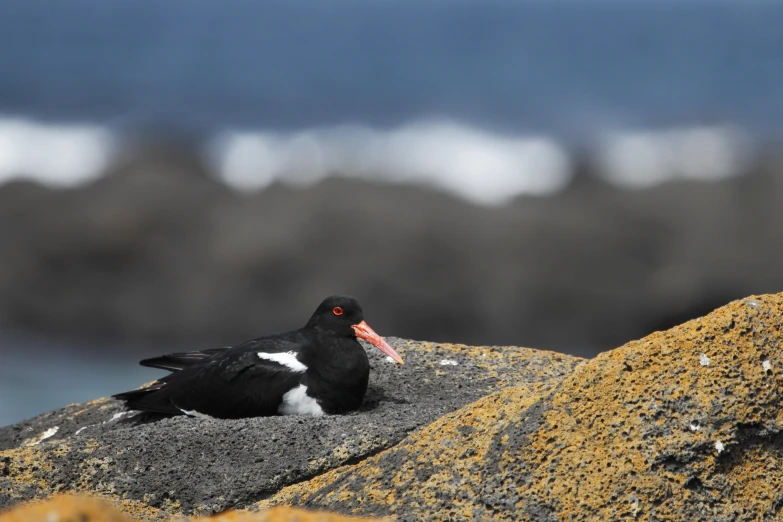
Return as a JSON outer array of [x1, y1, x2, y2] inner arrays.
[[0, 338, 581, 518]]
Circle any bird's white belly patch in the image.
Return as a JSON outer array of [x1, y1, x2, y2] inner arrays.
[[257, 351, 307, 372], [279, 384, 324, 416]]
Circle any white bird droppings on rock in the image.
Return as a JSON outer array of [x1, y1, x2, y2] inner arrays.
[[27, 426, 59, 446], [439, 359, 459, 366], [715, 440, 725, 454], [74, 411, 137, 437], [689, 424, 700, 432], [385, 356, 396, 363], [179, 408, 217, 420], [763, 360, 772, 371], [699, 353, 710, 366]]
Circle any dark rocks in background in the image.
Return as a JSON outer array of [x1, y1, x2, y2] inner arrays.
[[0, 145, 782, 358]]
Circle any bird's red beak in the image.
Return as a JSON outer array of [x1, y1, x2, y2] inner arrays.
[[352, 321, 404, 364]]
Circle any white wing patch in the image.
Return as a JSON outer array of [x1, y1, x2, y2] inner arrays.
[[257, 351, 307, 372], [279, 384, 324, 416]]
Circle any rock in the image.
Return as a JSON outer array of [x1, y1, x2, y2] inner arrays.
[[257, 293, 783, 520], [2, 151, 783, 356], [6, 293, 782, 520], [0, 339, 579, 519], [0, 494, 378, 521], [0, 495, 134, 522], [201, 505, 379, 522]]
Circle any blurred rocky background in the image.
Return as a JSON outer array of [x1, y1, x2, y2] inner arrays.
[[1, 0, 782, 425]]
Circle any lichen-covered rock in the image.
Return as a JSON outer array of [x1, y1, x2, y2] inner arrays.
[[0, 339, 578, 519], [0, 494, 377, 522], [0, 495, 134, 522], [259, 294, 783, 520], [202, 505, 379, 521]]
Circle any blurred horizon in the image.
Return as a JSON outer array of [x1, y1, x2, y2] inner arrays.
[[2, 0, 783, 427], [2, 0, 783, 201]]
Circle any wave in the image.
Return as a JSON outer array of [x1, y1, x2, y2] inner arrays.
[[211, 121, 572, 205], [0, 116, 757, 206], [595, 125, 755, 190], [0, 117, 115, 187]]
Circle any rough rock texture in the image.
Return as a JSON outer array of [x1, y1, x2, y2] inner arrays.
[[202, 506, 379, 522], [0, 495, 377, 522], [2, 149, 783, 356], [259, 293, 783, 520], [6, 293, 782, 521], [0, 495, 134, 522], [0, 338, 579, 519]]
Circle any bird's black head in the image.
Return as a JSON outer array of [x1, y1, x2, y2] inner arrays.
[[305, 295, 364, 334], [305, 295, 404, 364]]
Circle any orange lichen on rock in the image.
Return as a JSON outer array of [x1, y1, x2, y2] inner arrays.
[[258, 294, 783, 520], [0, 494, 134, 522], [8, 294, 777, 520], [0, 495, 381, 522], [1, 337, 579, 520], [201, 505, 382, 521], [258, 380, 563, 519], [0, 442, 67, 502], [512, 293, 783, 520]]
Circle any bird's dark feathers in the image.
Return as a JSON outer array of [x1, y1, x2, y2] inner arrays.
[[112, 295, 373, 419], [139, 348, 229, 372]]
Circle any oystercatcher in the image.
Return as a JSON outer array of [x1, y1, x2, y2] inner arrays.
[[112, 295, 403, 418]]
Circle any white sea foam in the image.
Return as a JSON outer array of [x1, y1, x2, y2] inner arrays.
[[596, 125, 753, 189], [0, 117, 115, 186], [0, 115, 759, 206], [211, 120, 572, 206]]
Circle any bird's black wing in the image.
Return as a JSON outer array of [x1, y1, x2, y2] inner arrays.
[[139, 347, 230, 372], [113, 334, 311, 418]]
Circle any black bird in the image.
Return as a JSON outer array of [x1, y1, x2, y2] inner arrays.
[[112, 295, 404, 418]]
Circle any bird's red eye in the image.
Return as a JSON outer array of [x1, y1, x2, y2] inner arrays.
[[333, 306, 344, 316]]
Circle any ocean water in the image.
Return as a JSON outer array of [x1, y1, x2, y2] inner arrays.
[[1, 0, 781, 133], [0, 0, 780, 202], [0, 332, 163, 428]]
